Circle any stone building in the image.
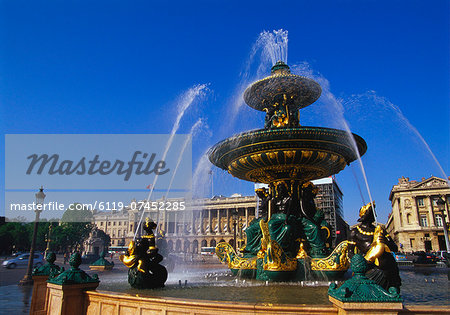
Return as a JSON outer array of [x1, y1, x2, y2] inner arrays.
[[93, 195, 257, 254], [386, 176, 450, 252]]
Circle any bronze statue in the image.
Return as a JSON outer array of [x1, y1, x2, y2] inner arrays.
[[349, 202, 401, 292], [120, 218, 167, 289], [273, 182, 294, 217], [255, 187, 271, 219], [299, 182, 319, 220]]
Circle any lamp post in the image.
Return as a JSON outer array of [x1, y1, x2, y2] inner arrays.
[[19, 186, 46, 285], [44, 224, 52, 258], [232, 209, 238, 252], [436, 197, 450, 253]]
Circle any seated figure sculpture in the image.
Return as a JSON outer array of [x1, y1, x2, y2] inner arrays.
[[120, 218, 168, 289], [349, 202, 401, 292], [244, 181, 330, 259], [243, 188, 271, 256]]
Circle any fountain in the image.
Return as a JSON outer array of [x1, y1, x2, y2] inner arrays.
[[209, 60, 367, 281], [28, 59, 449, 315]]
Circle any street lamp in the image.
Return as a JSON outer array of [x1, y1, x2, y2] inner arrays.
[[44, 224, 52, 258], [19, 186, 46, 285], [436, 197, 450, 253], [232, 209, 238, 252]]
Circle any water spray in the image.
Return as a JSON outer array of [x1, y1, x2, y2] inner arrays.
[[134, 84, 208, 240], [158, 118, 205, 230]]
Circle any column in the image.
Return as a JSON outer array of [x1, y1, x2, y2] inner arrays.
[[208, 209, 212, 234], [217, 209, 221, 233], [200, 210, 204, 235], [429, 196, 436, 226], [191, 210, 195, 235], [445, 195, 450, 224], [165, 211, 169, 235], [227, 209, 230, 234], [412, 196, 420, 225], [245, 207, 249, 227], [174, 212, 178, 235]]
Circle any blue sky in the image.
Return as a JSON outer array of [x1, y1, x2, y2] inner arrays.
[[1, 0, 449, 224]]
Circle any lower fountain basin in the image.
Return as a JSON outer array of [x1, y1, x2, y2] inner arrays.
[[208, 127, 367, 184], [96, 267, 332, 305]]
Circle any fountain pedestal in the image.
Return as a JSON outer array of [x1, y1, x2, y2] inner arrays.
[[46, 282, 99, 315], [46, 252, 100, 315], [328, 254, 402, 314], [30, 275, 50, 315], [30, 252, 63, 315], [329, 297, 403, 315]]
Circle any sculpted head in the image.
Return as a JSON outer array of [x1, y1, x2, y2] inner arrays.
[[358, 201, 376, 223]]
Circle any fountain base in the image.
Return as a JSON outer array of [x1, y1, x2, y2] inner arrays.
[[216, 214, 351, 282]]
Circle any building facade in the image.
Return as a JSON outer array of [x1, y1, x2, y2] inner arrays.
[[93, 195, 257, 254], [312, 177, 349, 246], [386, 176, 450, 253]]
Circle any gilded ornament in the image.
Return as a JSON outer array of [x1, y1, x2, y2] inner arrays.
[[310, 241, 351, 271]]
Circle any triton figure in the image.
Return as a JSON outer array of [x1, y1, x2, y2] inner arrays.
[[120, 218, 168, 289], [349, 202, 401, 292]]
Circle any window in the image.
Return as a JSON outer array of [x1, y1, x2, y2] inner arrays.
[[418, 198, 424, 206], [420, 215, 428, 227], [118, 230, 121, 237], [435, 214, 443, 227], [406, 213, 412, 224], [108, 222, 111, 226], [119, 221, 121, 226], [432, 198, 438, 206], [113, 221, 116, 226], [100, 222, 103, 226]]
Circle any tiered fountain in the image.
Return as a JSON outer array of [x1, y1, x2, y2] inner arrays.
[[209, 61, 367, 281]]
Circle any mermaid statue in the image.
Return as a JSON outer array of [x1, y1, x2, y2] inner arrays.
[[120, 218, 168, 289], [349, 202, 401, 292]]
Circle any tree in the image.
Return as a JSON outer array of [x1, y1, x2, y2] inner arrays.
[[61, 203, 94, 223], [0, 222, 32, 254], [95, 228, 111, 248], [46, 204, 95, 252]]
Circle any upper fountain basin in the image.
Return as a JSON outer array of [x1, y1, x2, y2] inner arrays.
[[208, 127, 367, 184], [243, 64, 322, 111]]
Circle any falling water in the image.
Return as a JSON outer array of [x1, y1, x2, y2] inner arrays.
[[227, 29, 289, 131], [134, 84, 209, 239], [163, 118, 205, 200], [292, 62, 376, 220], [254, 29, 289, 67], [192, 150, 213, 199], [209, 30, 291, 197], [353, 91, 449, 186]]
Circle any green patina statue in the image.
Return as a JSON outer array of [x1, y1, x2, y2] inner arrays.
[[90, 250, 114, 268], [32, 251, 63, 277], [328, 254, 402, 302], [48, 252, 99, 285]]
